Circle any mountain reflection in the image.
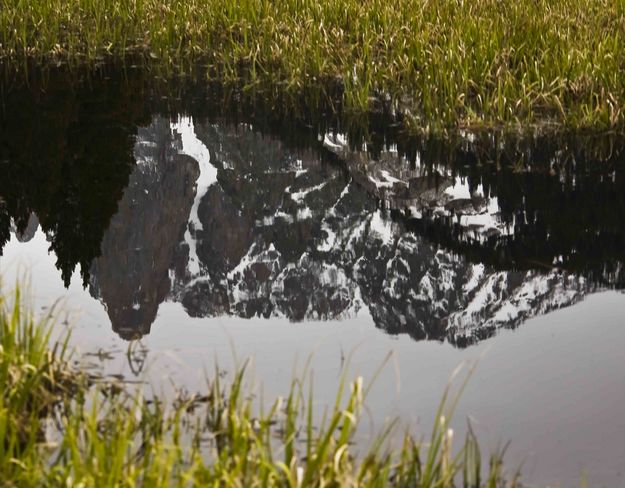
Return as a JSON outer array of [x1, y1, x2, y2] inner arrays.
[[2, 74, 625, 345], [94, 117, 592, 345]]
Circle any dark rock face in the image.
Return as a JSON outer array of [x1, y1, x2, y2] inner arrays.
[[13, 213, 39, 243], [89, 118, 198, 340]]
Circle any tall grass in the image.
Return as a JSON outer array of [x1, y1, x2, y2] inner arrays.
[[0, 284, 78, 484], [1, 0, 624, 132], [0, 284, 524, 486]]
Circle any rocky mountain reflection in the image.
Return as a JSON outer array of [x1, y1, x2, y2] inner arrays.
[[2, 80, 625, 344], [70, 116, 615, 345], [89, 118, 199, 339]]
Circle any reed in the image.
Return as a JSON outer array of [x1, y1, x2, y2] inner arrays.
[[0, 0, 623, 133]]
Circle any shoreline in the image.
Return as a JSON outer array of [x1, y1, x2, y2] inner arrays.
[[1, 0, 624, 134]]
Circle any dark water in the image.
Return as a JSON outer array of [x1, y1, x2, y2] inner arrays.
[[2, 70, 625, 486]]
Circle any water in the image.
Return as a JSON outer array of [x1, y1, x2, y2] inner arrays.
[[2, 70, 625, 487]]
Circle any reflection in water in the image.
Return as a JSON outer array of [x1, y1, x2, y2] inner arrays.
[[1, 73, 624, 345], [89, 118, 198, 339], [0, 73, 147, 286], [90, 117, 591, 345]]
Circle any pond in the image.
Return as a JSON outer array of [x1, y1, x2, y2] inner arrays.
[[1, 69, 625, 487]]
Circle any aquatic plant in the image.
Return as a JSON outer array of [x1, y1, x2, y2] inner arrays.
[[0, 284, 524, 486], [0, 0, 624, 133]]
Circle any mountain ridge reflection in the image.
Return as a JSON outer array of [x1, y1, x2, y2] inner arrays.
[[1, 75, 624, 345]]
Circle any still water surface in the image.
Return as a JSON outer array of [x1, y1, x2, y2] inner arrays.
[[1, 72, 625, 486]]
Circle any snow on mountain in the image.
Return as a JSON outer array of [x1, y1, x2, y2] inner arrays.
[[172, 117, 217, 276]]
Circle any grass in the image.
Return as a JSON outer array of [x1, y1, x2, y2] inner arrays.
[[0, 284, 78, 484], [0, 283, 524, 487], [1, 0, 624, 133]]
